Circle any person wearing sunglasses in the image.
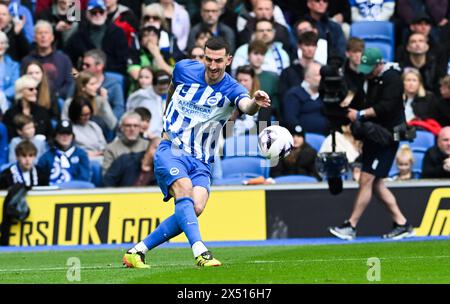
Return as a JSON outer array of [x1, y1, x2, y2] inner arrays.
[[3, 75, 53, 140], [64, 0, 129, 75]]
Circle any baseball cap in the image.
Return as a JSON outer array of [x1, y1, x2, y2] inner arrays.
[[288, 124, 305, 137], [55, 120, 73, 135], [357, 48, 383, 75], [87, 0, 106, 11], [411, 12, 431, 24]]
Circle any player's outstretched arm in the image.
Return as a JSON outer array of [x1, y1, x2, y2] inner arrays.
[[238, 90, 271, 116]]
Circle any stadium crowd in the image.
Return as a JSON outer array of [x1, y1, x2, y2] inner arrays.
[[0, 0, 449, 189]]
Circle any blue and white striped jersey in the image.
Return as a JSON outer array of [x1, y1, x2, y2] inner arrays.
[[164, 59, 250, 163]]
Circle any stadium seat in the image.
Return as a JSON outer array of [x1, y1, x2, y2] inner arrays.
[[90, 159, 104, 187], [223, 134, 260, 158], [412, 151, 425, 174], [221, 156, 270, 179], [304, 133, 326, 152], [58, 180, 96, 189], [274, 174, 318, 184], [350, 21, 395, 61], [409, 130, 435, 153]]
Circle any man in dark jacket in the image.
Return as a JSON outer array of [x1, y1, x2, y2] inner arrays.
[[21, 20, 74, 100], [329, 48, 414, 240], [304, 0, 347, 60], [64, 0, 129, 75], [422, 126, 450, 178]]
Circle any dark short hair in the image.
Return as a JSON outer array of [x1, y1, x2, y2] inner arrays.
[[15, 140, 37, 157], [140, 25, 161, 40], [236, 65, 256, 78], [298, 31, 318, 46], [204, 36, 231, 55], [134, 107, 152, 121]]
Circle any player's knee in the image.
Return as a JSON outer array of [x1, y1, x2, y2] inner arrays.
[[194, 203, 205, 216]]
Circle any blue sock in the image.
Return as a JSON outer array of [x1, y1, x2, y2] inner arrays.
[[174, 197, 202, 246], [142, 214, 182, 250]]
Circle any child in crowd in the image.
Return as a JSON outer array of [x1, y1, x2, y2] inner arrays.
[[8, 114, 48, 163]]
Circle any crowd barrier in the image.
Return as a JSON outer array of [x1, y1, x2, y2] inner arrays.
[[1, 180, 449, 246]]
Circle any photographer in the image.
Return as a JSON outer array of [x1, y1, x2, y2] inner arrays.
[[329, 48, 414, 240]]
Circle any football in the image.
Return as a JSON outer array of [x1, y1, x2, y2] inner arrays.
[[258, 125, 294, 161]]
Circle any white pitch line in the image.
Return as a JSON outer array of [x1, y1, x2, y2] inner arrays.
[[1, 255, 449, 274]]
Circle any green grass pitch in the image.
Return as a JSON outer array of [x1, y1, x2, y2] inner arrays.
[[1, 240, 449, 284]]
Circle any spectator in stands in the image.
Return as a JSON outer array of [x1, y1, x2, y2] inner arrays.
[[246, 39, 278, 120], [237, 0, 291, 55], [0, 140, 49, 189], [231, 65, 260, 137], [36, 0, 81, 50], [399, 32, 447, 94], [38, 119, 91, 185], [343, 37, 366, 111], [188, 45, 205, 63], [22, 60, 60, 120], [126, 67, 165, 137], [127, 26, 176, 92], [0, 31, 19, 103], [157, 0, 190, 52], [140, 3, 185, 61], [304, 0, 346, 60], [68, 95, 107, 159], [232, 18, 290, 76], [402, 67, 437, 123], [236, 0, 288, 36], [21, 20, 74, 100], [396, 12, 444, 63], [62, 71, 117, 134], [3, 75, 53, 139], [389, 144, 415, 181], [102, 111, 150, 175], [293, 19, 327, 65], [65, 0, 129, 75], [104, 0, 139, 47], [396, 0, 448, 28], [103, 136, 160, 187], [430, 75, 450, 128], [0, 3, 30, 61], [152, 69, 171, 103], [8, 114, 48, 163], [350, 0, 395, 22], [134, 107, 157, 139], [422, 126, 450, 178], [4, 0, 34, 43], [188, 0, 235, 54], [192, 26, 212, 49], [278, 31, 319, 107], [282, 61, 329, 135], [270, 124, 321, 180], [81, 49, 124, 120]]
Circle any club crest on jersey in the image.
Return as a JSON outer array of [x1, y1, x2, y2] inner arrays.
[[206, 92, 223, 106]]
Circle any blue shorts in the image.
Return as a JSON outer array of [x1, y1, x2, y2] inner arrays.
[[154, 140, 212, 202]]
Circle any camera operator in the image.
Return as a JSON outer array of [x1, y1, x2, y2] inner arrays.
[[328, 47, 414, 240]]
